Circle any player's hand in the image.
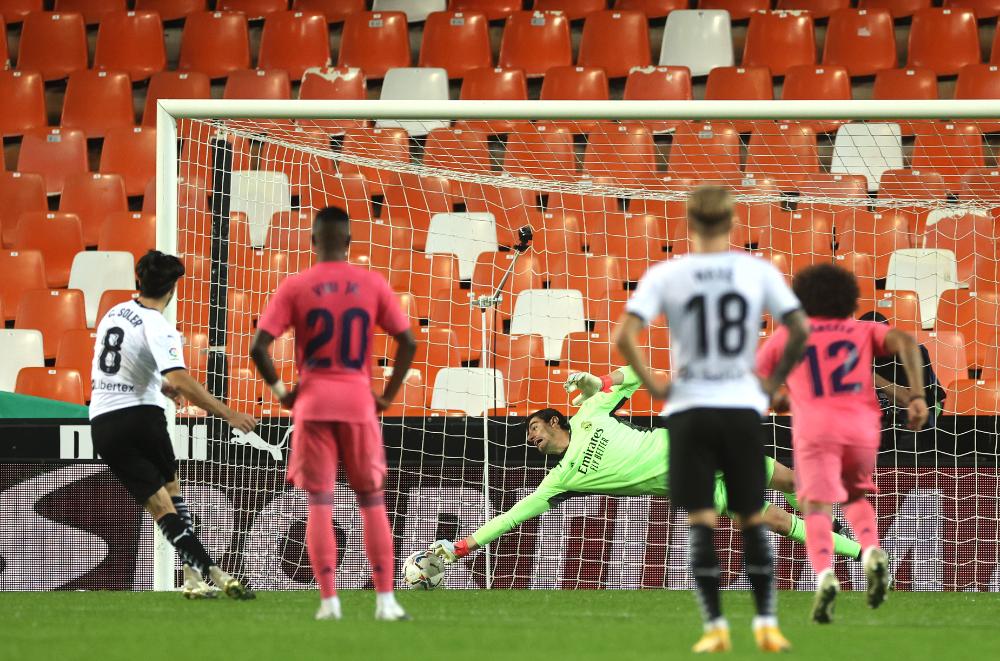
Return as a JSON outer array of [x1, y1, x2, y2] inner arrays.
[[907, 396, 929, 431], [769, 387, 791, 414], [226, 410, 257, 434], [161, 383, 184, 407], [279, 387, 297, 410], [374, 392, 394, 412], [647, 378, 671, 401], [758, 375, 781, 398], [429, 539, 458, 564], [564, 372, 603, 406]]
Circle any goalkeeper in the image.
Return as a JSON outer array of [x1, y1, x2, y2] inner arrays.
[[431, 366, 862, 564]]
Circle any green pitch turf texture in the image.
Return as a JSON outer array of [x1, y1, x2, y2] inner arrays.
[[2, 590, 997, 660]]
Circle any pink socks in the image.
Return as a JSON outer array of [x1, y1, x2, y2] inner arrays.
[[306, 496, 338, 598], [805, 512, 834, 575], [843, 498, 881, 551], [359, 491, 395, 593]]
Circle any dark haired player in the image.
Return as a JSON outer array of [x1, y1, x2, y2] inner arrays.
[[757, 263, 928, 624], [615, 185, 810, 652], [251, 206, 417, 621], [429, 367, 862, 568], [90, 250, 257, 599]]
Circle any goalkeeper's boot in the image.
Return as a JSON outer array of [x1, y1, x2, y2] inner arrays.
[[209, 566, 256, 601], [375, 601, 411, 622], [691, 624, 731, 653], [754, 625, 792, 653], [864, 547, 890, 609], [181, 564, 219, 600], [811, 569, 840, 624]]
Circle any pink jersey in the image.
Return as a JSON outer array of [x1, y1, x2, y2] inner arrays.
[[257, 261, 409, 422], [757, 317, 891, 448]]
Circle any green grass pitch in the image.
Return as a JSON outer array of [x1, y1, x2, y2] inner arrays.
[[2, 590, 998, 660]]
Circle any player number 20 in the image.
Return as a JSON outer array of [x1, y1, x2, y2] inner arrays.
[[303, 307, 371, 369]]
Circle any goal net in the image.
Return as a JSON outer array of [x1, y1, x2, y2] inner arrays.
[[157, 100, 1000, 593]]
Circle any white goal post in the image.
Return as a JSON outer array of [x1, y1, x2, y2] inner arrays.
[[153, 99, 1000, 593]]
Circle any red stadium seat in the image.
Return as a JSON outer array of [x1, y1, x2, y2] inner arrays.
[[781, 65, 851, 133], [258, 11, 331, 81], [667, 122, 741, 185], [959, 168, 1000, 203], [614, 0, 688, 17], [561, 322, 615, 374], [834, 207, 914, 277], [911, 122, 985, 188], [872, 67, 939, 136], [293, 0, 365, 22], [923, 209, 997, 288], [776, 0, 850, 17], [142, 72, 211, 127], [339, 127, 410, 194], [94, 11, 167, 81], [424, 127, 492, 197], [463, 186, 541, 243], [577, 10, 651, 79], [944, 379, 1000, 414], [503, 124, 576, 181], [382, 174, 452, 250], [493, 333, 545, 403], [732, 202, 789, 249], [448, 0, 520, 20], [745, 123, 820, 193], [878, 169, 949, 203], [1, 0, 42, 22], [471, 253, 545, 317], [916, 330, 969, 389], [498, 10, 572, 77], [217, 0, 288, 18], [548, 253, 629, 302], [698, 0, 769, 20], [0, 173, 46, 248], [100, 127, 156, 197], [589, 213, 668, 281], [338, 11, 410, 79], [743, 11, 816, 77], [61, 70, 135, 138], [178, 11, 251, 80], [583, 124, 659, 188], [0, 250, 46, 323], [533, 0, 604, 20], [15, 367, 85, 404], [223, 69, 291, 99], [419, 10, 491, 79], [388, 253, 459, 320], [545, 190, 618, 233], [937, 289, 1000, 369], [907, 8, 980, 76], [858, 0, 929, 19], [539, 66, 609, 133], [59, 173, 128, 247], [16, 11, 88, 81], [0, 71, 45, 137], [95, 289, 139, 324], [954, 64, 1000, 132], [858, 289, 922, 332], [13, 212, 85, 288], [17, 128, 88, 195], [947, 0, 1000, 18], [459, 67, 529, 134], [822, 9, 896, 77], [623, 66, 692, 134], [303, 171, 373, 221], [427, 287, 483, 357], [134, 0, 207, 21], [55, 0, 126, 23], [705, 66, 772, 133], [16, 289, 87, 358], [98, 212, 155, 264], [759, 207, 834, 258], [56, 328, 97, 401]]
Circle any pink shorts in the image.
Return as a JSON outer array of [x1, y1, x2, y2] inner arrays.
[[793, 441, 878, 504], [287, 419, 387, 495]]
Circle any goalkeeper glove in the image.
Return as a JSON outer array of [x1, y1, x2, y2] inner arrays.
[[564, 372, 607, 406], [430, 539, 470, 564]]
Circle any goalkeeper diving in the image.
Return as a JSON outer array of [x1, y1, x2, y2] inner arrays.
[[430, 366, 862, 565]]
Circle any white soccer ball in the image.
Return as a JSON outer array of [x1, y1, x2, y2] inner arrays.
[[402, 550, 445, 590]]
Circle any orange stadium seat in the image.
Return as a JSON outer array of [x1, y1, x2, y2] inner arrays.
[[59, 174, 128, 247], [424, 127, 492, 196], [339, 127, 410, 194], [134, 0, 207, 20], [698, 0, 769, 20], [55, 0, 125, 23], [0, 71, 45, 137], [388, 253, 460, 320], [143, 72, 212, 127], [178, 11, 251, 80], [860, 290, 922, 332], [733, 202, 790, 249], [419, 10, 491, 79], [293, 0, 365, 21], [56, 328, 97, 400], [858, 0, 929, 18], [781, 65, 851, 133], [577, 10, 651, 79], [878, 169, 949, 203], [471, 253, 545, 317], [583, 124, 659, 188], [371, 369, 426, 416], [98, 212, 156, 264], [16, 11, 88, 81], [506, 364, 573, 415], [16, 289, 87, 358], [743, 11, 816, 77], [591, 216, 667, 281], [426, 287, 483, 358], [947, 0, 1000, 18], [298, 67, 367, 135], [303, 171, 373, 221], [745, 123, 820, 192], [217, 0, 288, 18], [534, 211, 587, 254], [411, 326, 464, 386], [833, 251, 878, 304], [383, 174, 452, 250], [0, 173, 47, 248], [0, 250, 46, 323], [503, 124, 576, 181], [94, 11, 166, 81], [944, 379, 1000, 414], [546, 190, 619, 234], [916, 330, 970, 389], [539, 66, 609, 133], [1, 0, 43, 22], [61, 70, 135, 138], [223, 69, 292, 99], [13, 212, 85, 288], [448, 0, 519, 20], [759, 207, 835, 258], [777, 0, 850, 17], [615, 0, 688, 17], [911, 123, 985, 188], [266, 211, 311, 252], [822, 9, 896, 77], [258, 11, 331, 81], [959, 168, 1000, 203], [548, 254, 628, 302], [464, 186, 540, 243], [907, 8, 980, 76], [834, 207, 913, 277], [937, 289, 1000, 369], [533, 0, 605, 20], [498, 11, 572, 77], [15, 367, 85, 404], [954, 64, 1000, 131], [923, 209, 998, 288], [338, 11, 410, 79], [100, 127, 156, 196], [459, 67, 529, 134], [872, 67, 938, 135], [493, 333, 545, 397], [667, 122, 741, 186], [705, 66, 772, 133], [623, 66, 692, 134], [561, 322, 615, 374], [95, 289, 139, 323]]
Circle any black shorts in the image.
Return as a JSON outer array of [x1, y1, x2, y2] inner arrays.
[[667, 407, 766, 517], [92, 405, 177, 504]]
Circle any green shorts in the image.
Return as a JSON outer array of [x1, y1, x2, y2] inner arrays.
[[713, 456, 775, 516]]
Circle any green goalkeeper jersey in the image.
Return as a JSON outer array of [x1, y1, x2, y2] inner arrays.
[[471, 367, 669, 546]]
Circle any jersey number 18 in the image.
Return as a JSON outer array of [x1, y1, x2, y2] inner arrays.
[[684, 293, 749, 357]]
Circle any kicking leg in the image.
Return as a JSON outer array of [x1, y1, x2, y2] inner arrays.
[[164, 478, 219, 599], [802, 500, 839, 623], [762, 503, 861, 560], [844, 492, 888, 609]]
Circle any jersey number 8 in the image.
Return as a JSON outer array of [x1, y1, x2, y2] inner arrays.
[[99, 327, 125, 375]]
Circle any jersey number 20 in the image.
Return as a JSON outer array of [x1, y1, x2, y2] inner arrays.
[[303, 307, 371, 369]]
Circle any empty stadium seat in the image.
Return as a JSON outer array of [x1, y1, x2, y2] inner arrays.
[[59, 174, 128, 247], [885, 248, 961, 328], [17, 128, 89, 196], [937, 289, 1000, 369], [68, 251, 136, 327], [0, 71, 45, 136], [539, 66, 609, 133], [944, 379, 1000, 414], [955, 64, 1000, 131], [55, 0, 126, 23], [179, 11, 251, 80], [959, 168, 1000, 203], [229, 170, 292, 248], [338, 11, 411, 78], [622, 66, 692, 133], [458, 67, 529, 134], [410, 326, 463, 386], [94, 11, 166, 81], [14, 212, 84, 287], [0, 173, 46, 248], [15, 367, 85, 404], [470, 252, 546, 318], [100, 127, 156, 196], [589, 213, 668, 281], [503, 124, 576, 181], [830, 123, 904, 192], [376, 68, 451, 136], [705, 66, 772, 132], [781, 65, 851, 133], [910, 123, 985, 190], [509, 289, 586, 361], [577, 10, 651, 79], [134, 0, 207, 20], [498, 11, 572, 77], [858, 0, 929, 18], [373, 0, 446, 21], [907, 8, 980, 76], [258, 11, 331, 81], [16, 288, 87, 358], [419, 10, 491, 78], [0, 329, 44, 392], [533, 0, 605, 20], [823, 9, 896, 77], [0, 250, 46, 323], [388, 252, 459, 318], [548, 254, 628, 301], [380, 173, 451, 250], [425, 213, 498, 280], [55, 328, 96, 400], [923, 207, 997, 289], [777, 0, 850, 16], [1, 0, 42, 23], [744, 11, 816, 77], [95, 289, 139, 323], [745, 123, 820, 192], [423, 127, 493, 185], [292, 0, 365, 21], [916, 330, 969, 389], [143, 72, 212, 127], [429, 367, 505, 415], [859, 290, 923, 331], [98, 212, 155, 264], [659, 10, 733, 77], [16, 12, 88, 81], [667, 122, 741, 185], [698, 0, 768, 20], [878, 169, 948, 203], [583, 124, 659, 188], [614, 0, 688, 16], [449, 0, 520, 20], [340, 127, 410, 194], [217, 0, 287, 18], [873, 68, 938, 102], [61, 70, 134, 138], [834, 208, 914, 277], [223, 69, 291, 99]]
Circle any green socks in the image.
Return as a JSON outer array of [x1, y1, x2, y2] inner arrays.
[[787, 512, 862, 560]]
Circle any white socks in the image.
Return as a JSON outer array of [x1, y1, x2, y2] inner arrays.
[[704, 617, 729, 632], [376, 592, 398, 610], [319, 596, 341, 618], [753, 615, 778, 629]]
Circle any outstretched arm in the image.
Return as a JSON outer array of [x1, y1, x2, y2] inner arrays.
[[614, 313, 671, 400], [883, 328, 928, 431]]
